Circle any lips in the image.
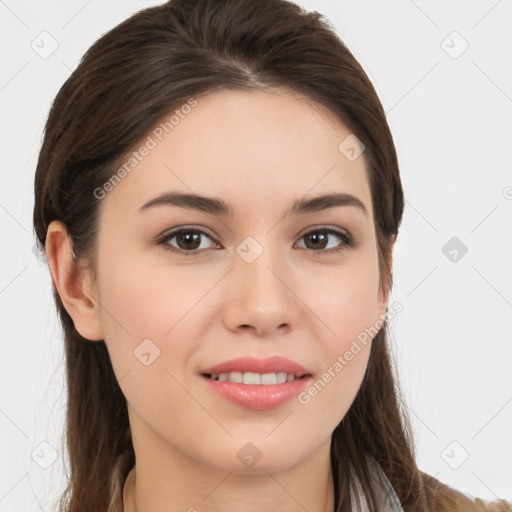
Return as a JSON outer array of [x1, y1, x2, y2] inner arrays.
[[200, 356, 312, 378]]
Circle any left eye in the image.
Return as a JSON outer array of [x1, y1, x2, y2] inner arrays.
[[158, 226, 354, 255], [295, 227, 353, 252]]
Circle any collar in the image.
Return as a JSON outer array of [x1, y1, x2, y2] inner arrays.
[[350, 456, 404, 511]]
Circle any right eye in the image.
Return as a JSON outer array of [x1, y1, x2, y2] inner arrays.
[[157, 227, 220, 255]]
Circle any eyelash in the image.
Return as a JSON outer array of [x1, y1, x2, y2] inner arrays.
[[156, 225, 356, 256]]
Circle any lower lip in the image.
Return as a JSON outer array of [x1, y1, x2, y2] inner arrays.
[[200, 375, 311, 410]]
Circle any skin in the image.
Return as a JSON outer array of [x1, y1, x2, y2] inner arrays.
[[46, 87, 393, 512]]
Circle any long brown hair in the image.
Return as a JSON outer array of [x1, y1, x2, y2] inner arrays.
[[32, 1, 510, 511]]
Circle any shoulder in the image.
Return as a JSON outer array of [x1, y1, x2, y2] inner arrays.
[[420, 471, 512, 512]]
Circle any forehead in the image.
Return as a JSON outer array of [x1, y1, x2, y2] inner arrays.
[[101, 87, 372, 219]]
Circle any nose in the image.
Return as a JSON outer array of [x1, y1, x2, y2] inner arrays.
[[223, 246, 300, 337]]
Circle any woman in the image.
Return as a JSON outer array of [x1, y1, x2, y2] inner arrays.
[[32, 0, 511, 510]]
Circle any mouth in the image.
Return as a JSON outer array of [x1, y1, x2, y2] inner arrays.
[[198, 356, 313, 410], [200, 355, 312, 380], [201, 371, 311, 385]]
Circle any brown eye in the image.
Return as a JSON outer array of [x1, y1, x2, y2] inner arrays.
[[159, 228, 217, 255], [296, 227, 354, 254]]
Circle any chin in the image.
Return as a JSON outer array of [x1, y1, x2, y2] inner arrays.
[[201, 443, 302, 475]]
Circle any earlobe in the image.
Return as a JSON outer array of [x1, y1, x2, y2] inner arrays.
[[45, 220, 104, 341]]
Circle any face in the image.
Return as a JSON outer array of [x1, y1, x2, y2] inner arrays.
[[85, 87, 389, 475]]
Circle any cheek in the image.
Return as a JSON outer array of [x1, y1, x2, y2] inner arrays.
[[301, 341, 372, 442], [95, 244, 210, 341], [296, 282, 377, 433], [303, 256, 381, 346], [296, 258, 379, 412], [93, 247, 226, 408], [93, 252, 207, 438], [92, 246, 186, 380]]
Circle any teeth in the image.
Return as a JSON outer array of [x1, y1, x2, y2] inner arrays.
[[244, 371, 263, 385], [208, 371, 299, 385]]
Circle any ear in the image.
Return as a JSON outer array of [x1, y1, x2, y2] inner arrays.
[[376, 234, 396, 321], [45, 220, 104, 341]]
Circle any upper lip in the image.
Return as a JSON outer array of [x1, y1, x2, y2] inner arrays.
[[201, 356, 311, 377]]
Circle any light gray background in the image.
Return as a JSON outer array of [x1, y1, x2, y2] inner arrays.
[[1, 0, 511, 510]]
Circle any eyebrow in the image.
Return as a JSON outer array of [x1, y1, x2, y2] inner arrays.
[[138, 191, 368, 218]]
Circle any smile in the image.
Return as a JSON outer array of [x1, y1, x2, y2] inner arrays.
[[204, 371, 307, 385]]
